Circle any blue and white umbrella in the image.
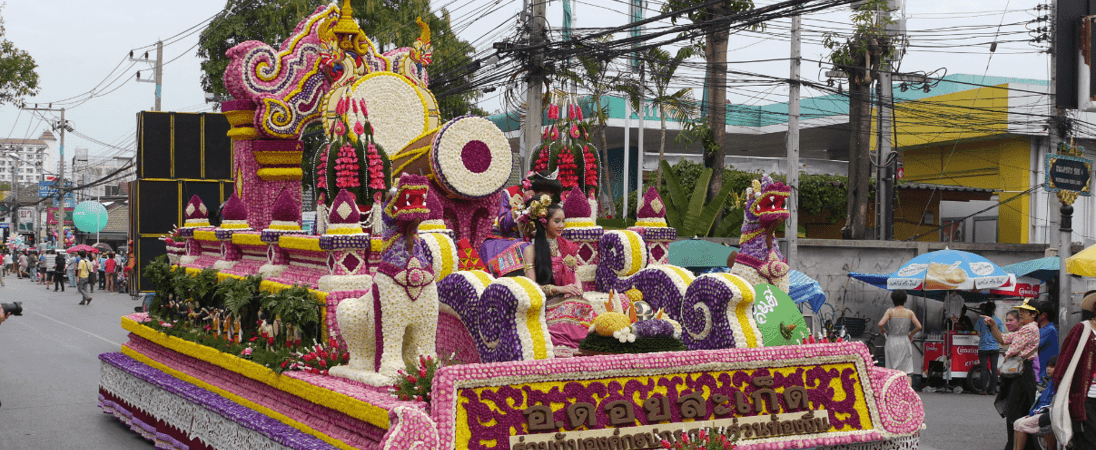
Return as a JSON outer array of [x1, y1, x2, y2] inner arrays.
[[886, 248, 1010, 291]]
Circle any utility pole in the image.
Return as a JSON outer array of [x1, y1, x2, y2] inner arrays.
[[876, 0, 902, 241], [20, 104, 69, 249], [523, 1, 546, 171], [1050, 0, 1072, 331], [631, 0, 644, 217], [132, 41, 163, 111], [787, 13, 801, 265]]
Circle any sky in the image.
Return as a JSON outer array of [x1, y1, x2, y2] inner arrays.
[[0, 0, 1050, 172]]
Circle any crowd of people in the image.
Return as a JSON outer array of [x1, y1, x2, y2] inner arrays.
[[0, 247, 130, 303], [877, 288, 1096, 450]]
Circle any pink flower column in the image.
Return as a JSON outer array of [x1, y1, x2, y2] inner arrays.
[[231, 140, 303, 231]]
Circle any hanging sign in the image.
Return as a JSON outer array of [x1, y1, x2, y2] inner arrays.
[[1045, 154, 1093, 195]]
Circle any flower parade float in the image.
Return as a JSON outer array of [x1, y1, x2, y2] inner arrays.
[[99, 2, 923, 449]]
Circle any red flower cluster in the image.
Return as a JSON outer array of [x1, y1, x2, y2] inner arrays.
[[334, 144, 361, 188], [548, 104, 560, 120], [366, 143, 386, 190], [582, 146, 598, 188], [393, 354, 439, 404], [660, 427, 737, 450], [557, 147, 579, 189], [290, 337, 349, 376], [569, 124, 581, 139], [532, 145, 551, 172], [316, 147, 329, 189]]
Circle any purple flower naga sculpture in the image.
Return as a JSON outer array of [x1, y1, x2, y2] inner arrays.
[[330, 174, 437, 386], [730, 174, 792, 292]]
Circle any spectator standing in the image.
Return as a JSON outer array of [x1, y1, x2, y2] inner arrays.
[[878, 291, 923, 376], [104, 252, 116, 293], [983, 299, 1041, 450], [52, 251, 65, 292], [17, 251, 27, 279], [37, 251, 45, 284], [97, 252, 106, 290], [974, 301, 1003, 395], [43, 250, 56, 290], [87, 255, 97, 293], [66, 253, 77, 288], [75, 250, 92, 305], [1051, 292, 1096, 448], [1035, 300, 1059, 381]]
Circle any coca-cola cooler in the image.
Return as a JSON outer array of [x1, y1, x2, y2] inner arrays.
[[923, 331, 980, 379]]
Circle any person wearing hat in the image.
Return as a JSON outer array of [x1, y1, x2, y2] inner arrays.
[[982, 298, 1041, 450], [1050, 291, 1096, 448]]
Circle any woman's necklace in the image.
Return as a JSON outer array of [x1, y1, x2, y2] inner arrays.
[[548, 238, 559, 257]]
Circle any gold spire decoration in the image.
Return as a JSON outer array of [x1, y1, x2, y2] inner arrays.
[[333, 0, 362, 48], [415, 17, 431, 44]]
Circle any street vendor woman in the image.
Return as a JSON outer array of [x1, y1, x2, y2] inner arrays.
[[982, 298, 1041, 450], [521, 195, 593, 350]]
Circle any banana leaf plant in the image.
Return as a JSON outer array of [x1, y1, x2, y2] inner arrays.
[[660, 159, 744, 238]]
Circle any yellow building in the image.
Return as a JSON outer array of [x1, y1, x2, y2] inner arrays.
[[878, 75, 1091, 245]]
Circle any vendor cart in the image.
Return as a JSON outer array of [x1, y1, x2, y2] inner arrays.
[[922, 331, 980, 393]]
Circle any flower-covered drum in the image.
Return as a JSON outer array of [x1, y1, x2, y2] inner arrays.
[[349, 72, 439, 155], [393, 116, 511, 199]]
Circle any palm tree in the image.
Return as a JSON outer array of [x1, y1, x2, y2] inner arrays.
[[558, 36, 629, 216], [619, 46, 697, 189]]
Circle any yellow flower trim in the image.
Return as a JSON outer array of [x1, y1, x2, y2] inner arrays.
[[418, 222, 446, 231], [220, 222, 251, 230], [254, 151, 303, 166], [419, 233, 457, 280], [257, 167, 303, 181], [269, 223, 302, 231], [224, 110, 255, 127], [231, 233, 265, 247], [392, 145, 430, 178], [280, 235, 323, 252], [621, 230, 644, 276], [509, 277, 550, 360], [722, 273, 760, 348], [370, 237, 384, 252], [635, 219, 668, 228], [184, 220, 211, 227], [451, 360, 874, 446], [564, 220, 596, 229], [325, 225, 365, 235], [119, 347, 361, 450], [193, 230, 218, 242], [227, 126, 260, 141], [120, 317, 390, 431]]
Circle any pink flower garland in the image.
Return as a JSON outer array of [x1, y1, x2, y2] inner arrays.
[[557, 146, 578, 189], [335, 144, 361, 188], [583, 145, 598, 189], [367, 143, 386, 190]]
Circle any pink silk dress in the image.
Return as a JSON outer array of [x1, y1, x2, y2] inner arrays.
[[542, 237, 594, 352]]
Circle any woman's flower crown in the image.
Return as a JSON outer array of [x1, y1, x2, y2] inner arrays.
[[517, 194, 553, 226]]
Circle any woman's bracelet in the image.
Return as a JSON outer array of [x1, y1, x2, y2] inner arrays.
[[542, 284, 553, 296]]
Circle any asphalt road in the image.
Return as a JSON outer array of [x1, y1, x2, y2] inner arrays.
[[0, 274, 1015, 450], [0, 274, 153, 449]]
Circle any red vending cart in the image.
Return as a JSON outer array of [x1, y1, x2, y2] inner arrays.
[[923, 331, 980, 392]]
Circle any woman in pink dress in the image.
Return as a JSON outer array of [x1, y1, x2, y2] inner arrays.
[[521, 197, 592, 351]]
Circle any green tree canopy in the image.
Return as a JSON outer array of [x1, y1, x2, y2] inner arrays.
[[197, 0, 484, 117], [0, 4, 40, 106]]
